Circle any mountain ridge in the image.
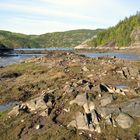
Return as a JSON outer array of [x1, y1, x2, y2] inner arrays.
[[0, 29, 103, 48]]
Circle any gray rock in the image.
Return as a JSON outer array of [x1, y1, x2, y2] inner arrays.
[[69, 93, 87, 106], [97, 106, 120, 118], [67, 112, 95, 132], [100, 94, 114, 106], [121, 98, 140, 117], [116, 113, 133, 129], [97, 97, 140, 118]]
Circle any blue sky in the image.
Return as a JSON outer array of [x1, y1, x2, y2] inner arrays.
[[0, 0, 140, 34]]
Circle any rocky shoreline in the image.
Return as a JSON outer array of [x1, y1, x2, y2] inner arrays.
[[0, 51, 140, 140]]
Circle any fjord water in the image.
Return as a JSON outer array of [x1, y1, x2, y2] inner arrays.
[[79, 52, 140, 61], [0, 48, 140, 67]]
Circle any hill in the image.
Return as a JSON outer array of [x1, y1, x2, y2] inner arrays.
[[0, 29, 103, 48], [84, 12, 140, 48]]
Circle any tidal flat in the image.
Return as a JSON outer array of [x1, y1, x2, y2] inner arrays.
[[0, 51, 140, 140]]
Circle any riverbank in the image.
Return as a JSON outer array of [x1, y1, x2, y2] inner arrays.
[[0, 47, 140, 67], [0, 51, 140, 140]]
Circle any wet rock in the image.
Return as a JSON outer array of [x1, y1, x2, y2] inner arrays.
[[115, 113, 133, 129], [100, 94, 114, 106]]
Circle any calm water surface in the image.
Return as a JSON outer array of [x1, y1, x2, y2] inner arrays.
[[0, 48, 140, 67]]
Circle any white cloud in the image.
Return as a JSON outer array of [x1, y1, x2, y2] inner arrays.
[[40, 0, 90, 7], [0, 2, 93, 20], [0, 0, 138, 34], [1, 17, 98, 34]]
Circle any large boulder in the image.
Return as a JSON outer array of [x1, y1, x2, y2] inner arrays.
[[115, 113, 133, 129]]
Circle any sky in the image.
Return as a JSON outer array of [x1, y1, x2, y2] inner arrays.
[[0, 0, 140, 35]]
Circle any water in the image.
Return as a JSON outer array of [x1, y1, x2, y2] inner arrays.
[[0, 55, 32, 67], [0, 48, 140, 67], [115, 85, 128, 89], [0, 101, 18, 112], [79, 52, 140, 61], [15, 47, 73, 51]]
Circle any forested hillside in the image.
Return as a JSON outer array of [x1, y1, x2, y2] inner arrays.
[[86, 12, 140, 48], [0, 29, 102, 48]]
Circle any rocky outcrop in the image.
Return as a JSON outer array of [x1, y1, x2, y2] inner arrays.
[[0, 44, 13, 54], [8, 93, 54, 117], [69, 92, 102, 133]]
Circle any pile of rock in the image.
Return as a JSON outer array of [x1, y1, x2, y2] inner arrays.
[[8, 92, 55, 118]]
